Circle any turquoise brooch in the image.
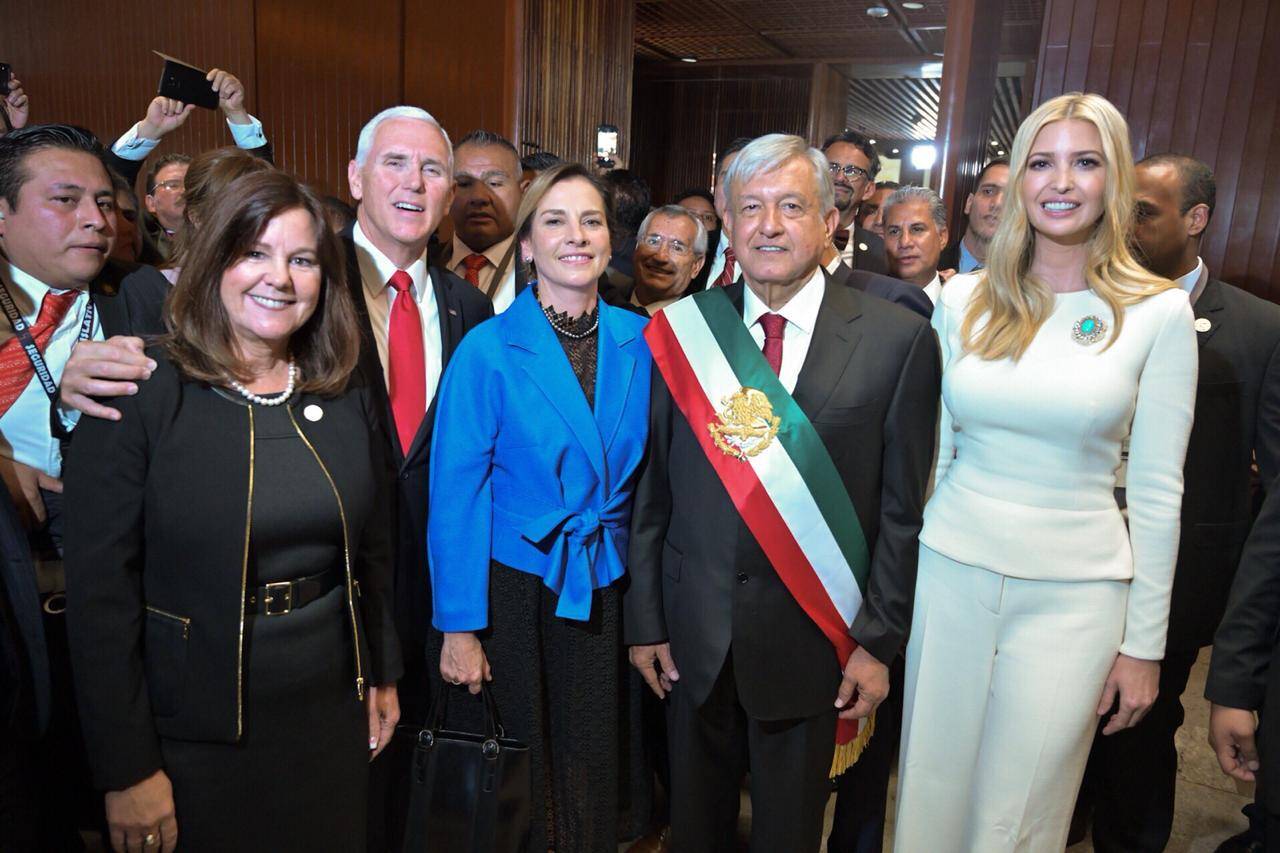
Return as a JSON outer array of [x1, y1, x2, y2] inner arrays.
[[1072, 315, 1108, 345]]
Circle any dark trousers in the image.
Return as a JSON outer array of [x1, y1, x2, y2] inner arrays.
[[667, 650, 836, 853], [1074, 646, 1200, 852], [826, 655, 904, 853]]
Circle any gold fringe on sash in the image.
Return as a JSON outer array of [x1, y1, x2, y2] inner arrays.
[[829, 709, 876, 779]]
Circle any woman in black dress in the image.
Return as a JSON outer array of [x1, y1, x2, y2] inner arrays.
[[64, 170, 402, 852]]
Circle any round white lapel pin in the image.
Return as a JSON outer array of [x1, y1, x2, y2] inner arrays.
[[303, 404, 324, 422], [858, 242, 869, 252], [1194, 318, 1212, 333]]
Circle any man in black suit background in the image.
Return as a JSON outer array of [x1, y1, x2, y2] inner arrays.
[[820, 130, 889, 276], [341, 105, 494, 850], [625, 133, 939, 853], [1072, 154, 1280, 853]]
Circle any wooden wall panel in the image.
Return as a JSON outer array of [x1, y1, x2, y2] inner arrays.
[[0, 0, 256, 188], [807, 64, 849, 150], [521, 0, 635, 167], [631, 63, 813, 204], [404, 0, 522, 142], [254, 0, 402, 199], [1035, 0, 1280, 301]]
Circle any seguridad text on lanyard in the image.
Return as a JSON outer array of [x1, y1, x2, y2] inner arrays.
[[0, 276, 96, 405]]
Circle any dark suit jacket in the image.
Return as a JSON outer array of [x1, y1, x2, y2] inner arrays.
[[340, 227, 494, 720], [63, 350, 401, 791], [938, 240, 961, 272], [830, 262, 934, 320], [1206, 484, 1280, 811], [1168, 278, 1280, 651], [0, 485, 46, 736], [430, 238, 530, 303], [624, 275, 940, 720], [845, 226, 889, 275]]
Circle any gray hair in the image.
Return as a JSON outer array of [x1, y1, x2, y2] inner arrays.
[[723, 133, 835, 214], [354, 106, 453, 171], [638, 204, 708, 256], [881, 185, 947, 230]]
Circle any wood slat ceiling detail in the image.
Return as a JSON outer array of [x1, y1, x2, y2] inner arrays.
[[845, 74, 1023, 151]]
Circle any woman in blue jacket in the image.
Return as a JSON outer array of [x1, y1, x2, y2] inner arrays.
[[428, 162, 652, 853]]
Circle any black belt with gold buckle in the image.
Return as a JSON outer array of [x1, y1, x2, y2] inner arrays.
[[246, 569, 339, 616]]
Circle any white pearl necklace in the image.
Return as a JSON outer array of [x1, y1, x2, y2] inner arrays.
[[226, 360, 297, 407]]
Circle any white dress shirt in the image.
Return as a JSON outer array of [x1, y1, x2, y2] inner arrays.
[[922, 273, 943, 306], [1173, 256, 1208, 306], [705, 231, 731, 285], [741, 266, 826, 394], [0, 264, 103, 477], [111, 115, 268, 161], [450, 234, 517, 314], [352, 223, 443, 409]]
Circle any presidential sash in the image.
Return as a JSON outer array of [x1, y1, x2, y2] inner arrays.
[[645, 287, 874, 776]]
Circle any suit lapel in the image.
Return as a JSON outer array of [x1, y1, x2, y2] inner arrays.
[[594, 307, 636, 470], [1193, 277, 1225, 349], [790, 271, 864, 418], [508, 292, 607, 483], [90, 274, 130, 337]]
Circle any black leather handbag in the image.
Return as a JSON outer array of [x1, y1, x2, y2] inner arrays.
[[401, 684, 531, 853]]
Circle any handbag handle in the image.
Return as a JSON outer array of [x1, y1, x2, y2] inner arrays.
[[426, 681, 507, 740]]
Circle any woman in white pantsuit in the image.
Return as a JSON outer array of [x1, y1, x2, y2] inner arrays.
[[893, 93, 1198, 852]]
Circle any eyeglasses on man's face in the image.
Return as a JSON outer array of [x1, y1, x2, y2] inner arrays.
[[153, 179, 185, 194], [640, 232, 693, 257], [827, 162, 871, 182]]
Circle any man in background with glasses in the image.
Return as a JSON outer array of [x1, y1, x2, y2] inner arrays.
[[820, 130, 889, 276], [620, 204, 707, 315]]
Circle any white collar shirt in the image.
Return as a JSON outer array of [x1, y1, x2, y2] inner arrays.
[[450, 233, 517, 314], [705, 231, 731, 285], [741, 266, 826, 394], [353, 222, 442, 408], [0, 263, 102, 477], [923, 273, 943, 306], [1174, 256, 1208, 307]]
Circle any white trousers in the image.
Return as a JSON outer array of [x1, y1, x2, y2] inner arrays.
[[893, 545, 1129, 853]]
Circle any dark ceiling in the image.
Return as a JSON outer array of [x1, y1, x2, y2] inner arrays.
[[635, 0, 1043, 151]]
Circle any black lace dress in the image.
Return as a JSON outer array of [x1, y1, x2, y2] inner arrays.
[[435, 301, 652, 853]]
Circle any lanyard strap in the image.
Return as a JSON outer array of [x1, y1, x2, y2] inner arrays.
[[0, 277, 96, 403]]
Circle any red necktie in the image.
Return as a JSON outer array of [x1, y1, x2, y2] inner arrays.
[[833, 228, 851, 251], [461, 253, 488, 288], [714, 247, 736, 288], [0, 290, 78, 417], [759, 313, 786, 376], [386, 271, 426, 453]]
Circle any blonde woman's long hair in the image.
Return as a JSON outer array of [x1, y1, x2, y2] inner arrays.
[[961, 92, 1174, 360]]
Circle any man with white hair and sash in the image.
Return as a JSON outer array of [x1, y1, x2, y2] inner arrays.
[[624, 134, 940, 852]]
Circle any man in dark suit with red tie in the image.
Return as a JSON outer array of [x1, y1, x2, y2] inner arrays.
[[340, 106, 494, 850]]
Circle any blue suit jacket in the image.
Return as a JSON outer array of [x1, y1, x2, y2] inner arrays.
[[428, 288, 652, 631]]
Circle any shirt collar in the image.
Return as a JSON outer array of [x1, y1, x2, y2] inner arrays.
[[2, 261, 81, 301], [452, 233, 514, 270], [742, 266, 826, 336], [823, 253, 843, 276], [716, 230, 730, 259], [353, 221, 428, 299], [923, 273, 942, 305], [1173, 256, 1206, 296]]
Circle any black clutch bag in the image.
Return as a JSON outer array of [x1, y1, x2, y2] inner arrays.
[[401, 684, 531, 853]]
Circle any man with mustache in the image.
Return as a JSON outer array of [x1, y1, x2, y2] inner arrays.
[[939, 158, 1007, 274], [624, 205, 706, 316], [882, 186, 948, 306], [820, 130, 888, 275], [0, 124, 166, 849], [437, 130, 529, 313]]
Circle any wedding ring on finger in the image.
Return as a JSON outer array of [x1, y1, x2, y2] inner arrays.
[[144, 833, 159, 847]]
